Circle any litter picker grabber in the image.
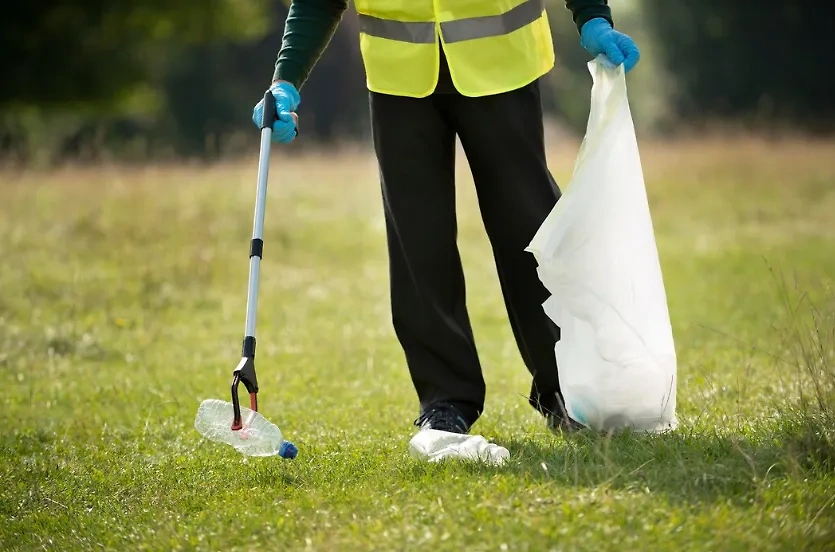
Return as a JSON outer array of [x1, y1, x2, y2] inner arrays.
[[193, 89, 297, 459], [230, 89, 275, 432]]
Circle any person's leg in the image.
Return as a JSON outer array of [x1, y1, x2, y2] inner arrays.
[[446, 80, 573, 423], [369, 91, 484, 428]]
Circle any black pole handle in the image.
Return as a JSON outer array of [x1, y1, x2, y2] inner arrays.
[[260, 89, 277, 131], [259, 87, 298, 136]]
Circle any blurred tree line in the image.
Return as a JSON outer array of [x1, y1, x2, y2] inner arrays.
[[1, 0, 832, 167]]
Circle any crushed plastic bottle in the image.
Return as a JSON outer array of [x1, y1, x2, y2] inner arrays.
[[194, 398, 297, 459], [409, 429, 509, 466]]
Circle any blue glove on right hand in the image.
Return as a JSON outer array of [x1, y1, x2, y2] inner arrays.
[[252, 81, 300, 143]]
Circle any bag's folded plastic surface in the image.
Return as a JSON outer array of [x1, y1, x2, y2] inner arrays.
[[526, 56, 677, 433]]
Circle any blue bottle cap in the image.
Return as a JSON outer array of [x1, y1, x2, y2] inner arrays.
[[278, 440, 298, 459]]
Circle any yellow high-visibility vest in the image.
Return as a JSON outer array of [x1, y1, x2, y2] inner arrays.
[[353, 0, 555, 98]]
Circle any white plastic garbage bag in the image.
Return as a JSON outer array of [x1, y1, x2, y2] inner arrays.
[[526, 56, 677, 434]]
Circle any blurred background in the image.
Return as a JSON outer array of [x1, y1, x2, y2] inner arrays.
[[2, 0, 833, 168]]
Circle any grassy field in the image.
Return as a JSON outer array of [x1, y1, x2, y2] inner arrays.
[[1, 137, 834, 551]]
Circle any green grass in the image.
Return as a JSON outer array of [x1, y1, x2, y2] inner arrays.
[[1, 138, 834, 551]]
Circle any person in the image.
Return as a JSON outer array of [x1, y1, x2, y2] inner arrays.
[[253, 0, 640, 436]]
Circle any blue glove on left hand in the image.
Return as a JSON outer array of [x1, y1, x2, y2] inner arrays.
[[580, 18, 640, 73], [252, 81, 300, 143]]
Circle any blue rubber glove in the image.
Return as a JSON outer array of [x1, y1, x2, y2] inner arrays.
[[252, 81, 300, 143], [580, 18, 640, 73]]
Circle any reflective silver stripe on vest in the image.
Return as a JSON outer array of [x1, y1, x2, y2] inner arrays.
[[357, 0, 544, 45], [358, 13, 435, 44], [442, 0, 544, 44]]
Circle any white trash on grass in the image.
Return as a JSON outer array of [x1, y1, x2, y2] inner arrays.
[[409, 429, 509, 466]]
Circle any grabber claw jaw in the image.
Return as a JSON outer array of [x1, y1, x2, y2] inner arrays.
[[231, 337, 259, 431]]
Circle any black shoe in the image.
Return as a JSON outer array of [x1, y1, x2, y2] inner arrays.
[[546, 411, 585, 433], [414, 403, 472, 434], [542, 392, 585, 433]]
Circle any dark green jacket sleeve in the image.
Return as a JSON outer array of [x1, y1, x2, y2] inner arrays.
[[273, 0, 614, 89], [272, 0, 349, 89], [565, 0, 613, 32]]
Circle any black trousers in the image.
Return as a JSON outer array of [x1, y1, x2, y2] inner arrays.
[[370, 79, 563, 426]]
